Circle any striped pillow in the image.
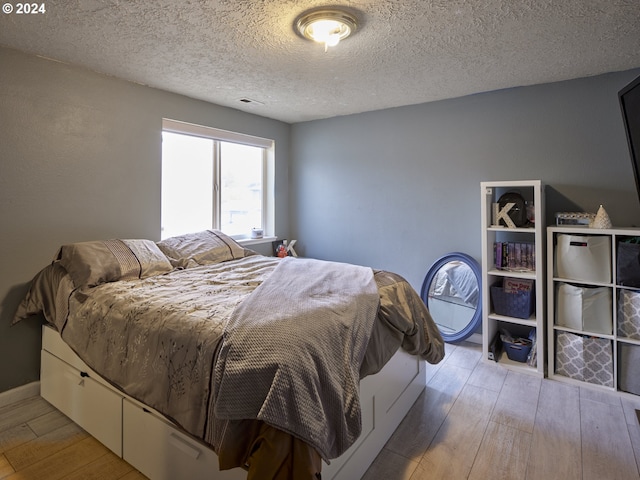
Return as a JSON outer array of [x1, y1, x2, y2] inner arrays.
[[157, 230, 246, 269], [58, 239, 173, 287]]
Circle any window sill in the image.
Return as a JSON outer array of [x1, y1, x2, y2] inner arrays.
[[237, 235, 277, 246]]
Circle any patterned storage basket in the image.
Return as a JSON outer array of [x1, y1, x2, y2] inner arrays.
[[490, 286, 534, 319], [618, 289, 640, 340], [555, 331, 613, 387]]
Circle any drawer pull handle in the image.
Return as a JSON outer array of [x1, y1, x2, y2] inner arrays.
[[64, 371, 84, 387], [168, 433, 201, 459]]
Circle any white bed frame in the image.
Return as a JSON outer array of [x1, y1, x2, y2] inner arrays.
[[40, 325, 426, 479]]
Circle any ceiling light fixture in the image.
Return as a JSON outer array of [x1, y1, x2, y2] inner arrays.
[[296, 9, 357, 52]]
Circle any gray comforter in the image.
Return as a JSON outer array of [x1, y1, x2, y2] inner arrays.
[[63, 255, 279, 438], [26, 254, 444, 463]]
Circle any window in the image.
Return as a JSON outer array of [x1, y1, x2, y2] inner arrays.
[[161, 119, 275, 240]]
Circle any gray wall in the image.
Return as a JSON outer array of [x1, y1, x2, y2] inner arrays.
[[2, 43, 639, 395], [290, 68, 640, 291], [0, 47, 291, 393]]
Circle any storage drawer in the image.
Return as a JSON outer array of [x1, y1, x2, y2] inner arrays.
[[555, 332, 613, 387], [555, 234, 611, 283], [40, 350, 123, 455], [619, 343, 640, 395], [322, 379, 375, 479], [556, 283, 612, 334], [324, 348, 425, 480], [375, 349, 420, 413], [122, 399, 245, 480], [42, 325, 88, 372]]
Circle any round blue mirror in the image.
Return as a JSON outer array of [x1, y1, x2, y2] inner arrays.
[[420, 252, 482, 343]]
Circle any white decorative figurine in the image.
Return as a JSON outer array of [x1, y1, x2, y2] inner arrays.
[[590, 205, 612, 229]]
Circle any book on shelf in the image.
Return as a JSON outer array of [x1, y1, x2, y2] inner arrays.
[[493, 242, 535, 272]]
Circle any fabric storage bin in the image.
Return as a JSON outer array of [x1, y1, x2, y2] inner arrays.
[[555, 331, 613, 387], [503, 341, 532, 362], [555, 283, 612, 334], [501, 329, 534, 363], [617, 289, 640, 339], [500, 329, 535, 364], [617, 240, 640, 287], [555, 234, 611, 283], [490, 285, 534, 319], [618, 343, 640, 395]]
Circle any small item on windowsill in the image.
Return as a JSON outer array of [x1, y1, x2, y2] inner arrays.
[[251, 228, 264, 239], [273, 239, 299, 257], [286, 239, 298, 257], [273, 239, 289, 257]]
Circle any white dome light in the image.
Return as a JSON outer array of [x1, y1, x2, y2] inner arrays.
[[296, 9, 358, 52]]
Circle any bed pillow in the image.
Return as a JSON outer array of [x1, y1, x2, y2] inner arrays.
[[156, 230, 245, 268], [58, 239, 173, 287], [13, 262, 72, 327]]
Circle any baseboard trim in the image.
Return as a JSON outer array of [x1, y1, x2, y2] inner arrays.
[[0, 381, 40, 408]]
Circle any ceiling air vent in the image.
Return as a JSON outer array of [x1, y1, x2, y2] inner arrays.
[[238, 98, 264, 106]]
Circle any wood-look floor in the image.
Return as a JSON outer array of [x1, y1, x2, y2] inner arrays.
[[363, 341, 640, 480], [0, 394, 146, 480], [2, 341, 640, 479]]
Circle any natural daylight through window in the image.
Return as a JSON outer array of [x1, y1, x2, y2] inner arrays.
[[161, 119, 275, 240]]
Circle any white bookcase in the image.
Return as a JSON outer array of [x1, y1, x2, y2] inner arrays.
[[481, 180, 545, 376], [548, 226, 640, 395]]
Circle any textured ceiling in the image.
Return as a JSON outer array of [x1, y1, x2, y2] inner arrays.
[[1, 0, 639, 123]]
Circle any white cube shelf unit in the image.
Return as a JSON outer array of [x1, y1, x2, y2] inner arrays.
[[481, 180, 545, 377], [548, 226, 640, 396]]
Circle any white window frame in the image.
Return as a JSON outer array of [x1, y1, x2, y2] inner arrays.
[[162, 118, 275, 242]]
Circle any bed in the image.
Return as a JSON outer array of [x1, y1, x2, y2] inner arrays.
[[13, 230, 444, 480]]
